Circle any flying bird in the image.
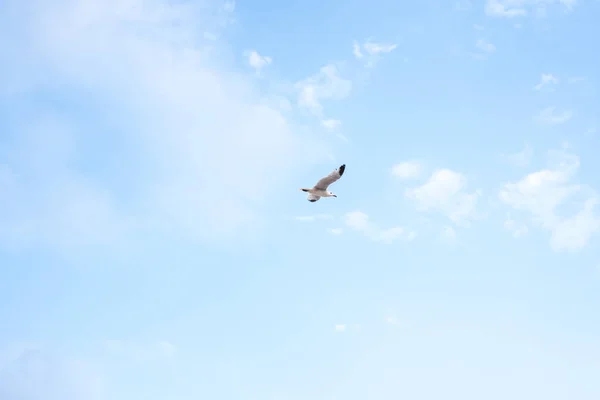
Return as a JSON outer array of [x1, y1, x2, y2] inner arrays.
[[300, 164, 346, 202]]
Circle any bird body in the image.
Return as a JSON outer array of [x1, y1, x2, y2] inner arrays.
[[300, 164, 346, 202]]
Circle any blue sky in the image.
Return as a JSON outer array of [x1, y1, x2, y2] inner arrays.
[[1, 0, 600, 399]]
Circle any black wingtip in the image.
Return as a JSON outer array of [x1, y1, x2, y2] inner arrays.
[[338, 164, 346, 176]]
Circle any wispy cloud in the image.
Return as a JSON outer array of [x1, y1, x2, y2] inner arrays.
[[362, 41, 398, 55], [534, 73, 559, 91], [244, 49, 272, 73], [343, 211, 415, 243], [485, 0, 527, 17], [328, 227, 344, 235], [353, 41, 363, 58], [499, 149, 600, 251], [384, 313, 411, 328], [293, 214, 333, 222], [405, 169, 481, 225], [321, 119, 342, 131], [485, 0, 577, 18], [560, 0, 577, 11], [567, 76, 585, 84], [0, 0, 331, 252], [352, 39, 397, 68], [534, 106, 573, 125], [472, 39, 496, 60], [223, 1, 236, 13], [476, 39, 496, 53], [391, 161, 421, 180], [295, 64, 352, 117]]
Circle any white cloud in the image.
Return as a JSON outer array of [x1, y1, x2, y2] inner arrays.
[[485, 0, 528, 17], [560, 0, 577, 11], [499, 149, 600, 251], [352, 41, 363, 58], [534, 73, 559, 91], [343, 210, 415, 243], [391, 161, 421, 179], [534, 106, 573, 125], [567, 76, 585, 84], [295, 64, 352, 117], [476, 39, 496, 53], [223, 1, 236, 13], [352, 39, 397, 68], [334, 324, 346, 332], [328, 227, 343, 235], [0, 0, 331, 251], [405, 169, 481, 225], [485, 0, 577, 18], [293, 214, 333, 222], [472, 39, 495, 60], [321, 119, 342, 131], [245, 49, 272, 72], [363, 41, 397, 55], [345, 210, 370, 231], [385, 315, 412, 329]]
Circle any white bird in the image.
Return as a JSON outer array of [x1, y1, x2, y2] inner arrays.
[[300, 164, 346, 202]]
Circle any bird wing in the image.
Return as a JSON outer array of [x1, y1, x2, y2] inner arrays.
[[307, 193, 320, 202], [313, 164, 346, 191]]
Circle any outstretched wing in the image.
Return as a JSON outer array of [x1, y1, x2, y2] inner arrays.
[[306, 193, 320, 202], [313, 164, 346, 191]]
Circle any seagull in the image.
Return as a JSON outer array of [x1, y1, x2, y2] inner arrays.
[[300, 164, 346, 202]]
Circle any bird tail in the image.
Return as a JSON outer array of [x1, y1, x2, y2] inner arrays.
[[300, 188, 309, 192]]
